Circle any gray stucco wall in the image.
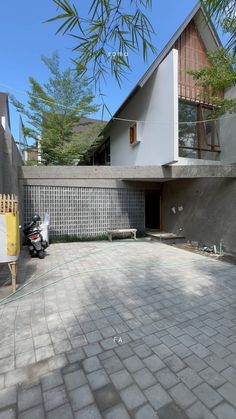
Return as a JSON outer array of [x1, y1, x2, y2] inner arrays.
[[162, 178, 236, 254], [21, 166, 236, 253], [0, 124, 22, 195], [220, 85, 236, 164]]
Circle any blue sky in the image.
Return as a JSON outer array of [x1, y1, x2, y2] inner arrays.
[[0, 0, 222, 140]]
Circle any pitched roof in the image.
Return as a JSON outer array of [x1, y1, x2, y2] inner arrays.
[[112, 1, 221, 122], [82, 2, 221, 160]]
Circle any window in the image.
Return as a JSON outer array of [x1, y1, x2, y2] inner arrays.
[[179, 100, 220, 160], [130, 124, 137, 145], [129, 122, 142, 146]]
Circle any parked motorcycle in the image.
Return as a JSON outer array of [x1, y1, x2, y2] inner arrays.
[[24, 214, 48, 259]]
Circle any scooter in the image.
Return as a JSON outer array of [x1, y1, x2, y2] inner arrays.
[[24, 214, 48, 259]]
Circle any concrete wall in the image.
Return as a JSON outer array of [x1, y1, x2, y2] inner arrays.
[[220, 85, 236, 164], [20, 167, 163, 238], [0, 124, 22, 195], [21, 166, 236, 252], [109, 50, 178, 166], [162, 178, 236, 254]]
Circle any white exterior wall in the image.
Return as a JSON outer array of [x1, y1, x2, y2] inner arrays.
[[110, 50, 178, 166]]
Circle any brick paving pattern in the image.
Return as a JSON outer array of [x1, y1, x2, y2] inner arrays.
[[0, 239, 236, 418]]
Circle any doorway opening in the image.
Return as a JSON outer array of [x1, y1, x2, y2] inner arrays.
[[145, 191, 161, 230]]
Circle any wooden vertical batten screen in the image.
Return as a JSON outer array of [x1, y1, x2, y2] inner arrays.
[[173, 20, 223, 104]]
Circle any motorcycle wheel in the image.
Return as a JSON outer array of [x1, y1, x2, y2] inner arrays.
[[38, 250, 45, 259]]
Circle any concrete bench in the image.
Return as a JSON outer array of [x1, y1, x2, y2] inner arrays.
[[107, 229, 137, 242]]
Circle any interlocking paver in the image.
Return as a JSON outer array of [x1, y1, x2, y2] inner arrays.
[[2, 241, 236, 418], [0, 387, 17, 409], [94, 383, 120, 411], [186, 401, 217, 419], [169, 383, 197, 409], [0, 408, 16, 419], [87, 369, 110, 390], [82, 356, 102, 373], [177, 367, 203, 389], [133, 367, 156, 389], [156, 367, 180, 389], [135, 404, 158, 419], [46, 403, 73, 419], [103, 404, 131, 419], [133, 343, 152, 359], [74, 404, 102, 418], [184, 354, 208, 372], [110, 369, 133, 390], [102, 355, 123, 374], [123, 355, 144, 373], [18, 405, 45, 419], [84, 343, 102, 357], [69, 384, 94, 410], [18, 385, 42, 412], [199, 367, 226, 388], [193, 383, 223, 409], [152, 344, 173, 359], [120, 384, 146, 410], [144, 383, 171, 410], [43, 385, 68, 411], [64, 369, 87, 391], [213, 402, 236, 419], [164, 354, 186, 372], [157, 402, 189, 419], [217, 382, 236, 408], [143, 354, 164, 372], [41, 371, 63, 391]]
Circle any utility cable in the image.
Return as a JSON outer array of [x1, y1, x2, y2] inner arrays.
[[1, 82, 235, 127]]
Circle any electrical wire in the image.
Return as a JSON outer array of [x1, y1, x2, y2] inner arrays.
[[112, 113, 236, 125], [1, 82, 235, 127]]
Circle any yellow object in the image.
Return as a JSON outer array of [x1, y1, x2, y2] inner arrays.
[[5, 213, 20, 257]]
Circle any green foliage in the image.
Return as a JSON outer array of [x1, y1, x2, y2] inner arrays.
[[24, 159, 39, 166], [190, 48, 236, 115], [47, 0, 156, 86], [11, 52, 99, 165], [202, 0, 236, 53]]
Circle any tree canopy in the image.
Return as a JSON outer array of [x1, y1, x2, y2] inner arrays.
[[202, 0, 236, 53], [191, 1, 236, 115], [11, 52, 101, 165], [47, 0, 156, 86]]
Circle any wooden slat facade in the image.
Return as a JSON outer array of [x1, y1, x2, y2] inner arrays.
[[173, 20, 223, 104]]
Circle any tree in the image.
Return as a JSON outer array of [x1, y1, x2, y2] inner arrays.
[[202, 0, 236, 53], [47, 0, 156, 86], [190, 1, 236, 116], [11, 52, 100, 165]]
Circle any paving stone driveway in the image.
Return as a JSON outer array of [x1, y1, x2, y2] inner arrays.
[[0, 238, 236, 418]]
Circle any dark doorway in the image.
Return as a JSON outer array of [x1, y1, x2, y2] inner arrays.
[[145, 191, 161, 230]]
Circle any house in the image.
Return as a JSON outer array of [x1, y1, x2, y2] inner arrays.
[[20, 2, 236, 255], [85, 2, 236, 167]]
